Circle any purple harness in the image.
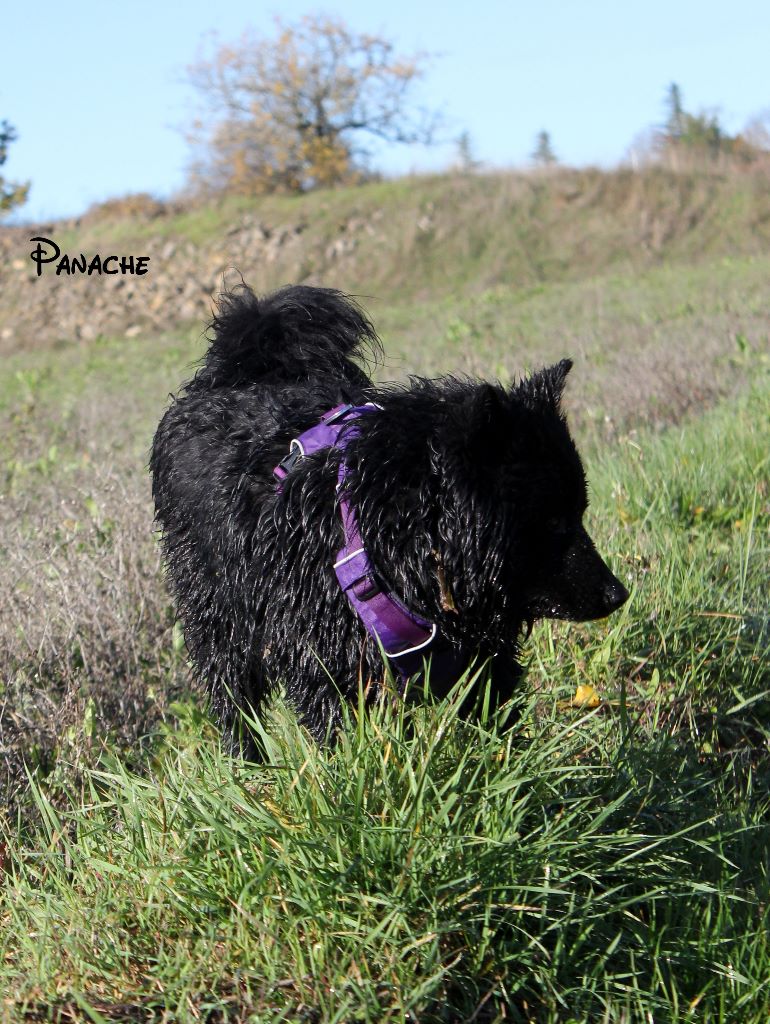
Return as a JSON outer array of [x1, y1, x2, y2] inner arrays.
[[274, 403, 466, 683]]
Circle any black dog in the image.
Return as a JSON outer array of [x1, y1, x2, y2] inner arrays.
[[151, 284, 627, 754]]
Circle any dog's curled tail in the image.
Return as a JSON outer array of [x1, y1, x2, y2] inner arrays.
[[192, 283, 381, 389]]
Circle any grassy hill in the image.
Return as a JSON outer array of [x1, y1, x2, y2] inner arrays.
[[52, 165, 770, 295], [0, 166, 768, 1021], [3, 166, 769, 430]]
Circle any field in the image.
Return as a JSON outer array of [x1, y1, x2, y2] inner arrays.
[[0, 169, 768, 1022]]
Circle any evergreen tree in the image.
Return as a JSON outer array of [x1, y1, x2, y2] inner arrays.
[[532, 130, 557, 167], [454, 131, 480, 173], [664, 82, 686, 141], [660, 83, 730, 158], [0, 120, 29, 216]]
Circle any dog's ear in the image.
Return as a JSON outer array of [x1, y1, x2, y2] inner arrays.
[[517, 358, 572, 409]]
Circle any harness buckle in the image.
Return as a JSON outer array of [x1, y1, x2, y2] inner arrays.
[[274, 439, 304, 480], [322, 403, 354, 425], [352, 573, 381, 601]]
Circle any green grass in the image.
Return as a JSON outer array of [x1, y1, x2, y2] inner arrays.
[[5, 693, 768, 1023], [2, 374, 768, 1022]]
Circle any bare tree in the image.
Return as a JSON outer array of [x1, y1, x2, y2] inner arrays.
[[741, 110, 770, 152], [186, 15, 437, 194]]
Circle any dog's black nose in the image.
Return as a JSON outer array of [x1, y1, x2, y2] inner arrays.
[[603, 577, 629, 614]]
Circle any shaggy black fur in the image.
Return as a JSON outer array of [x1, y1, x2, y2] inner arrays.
[[151, 284, 628, 754]]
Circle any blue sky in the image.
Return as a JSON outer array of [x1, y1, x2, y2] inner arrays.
[[3, 0, 769, 222]]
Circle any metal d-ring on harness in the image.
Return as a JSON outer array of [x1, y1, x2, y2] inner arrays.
[[273, 403, 466, 684]]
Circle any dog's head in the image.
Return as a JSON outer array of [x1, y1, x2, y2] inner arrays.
[[355, 359, 628, 651], [438, 359, 628, 644]]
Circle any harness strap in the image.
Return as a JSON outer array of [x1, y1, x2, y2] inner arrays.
[[273, 403, 359, 484], [273, 404, 465, 682]]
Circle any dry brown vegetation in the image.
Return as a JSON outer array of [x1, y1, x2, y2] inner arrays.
[[0, 344, 194, 814], [1, 466, 185, 808]]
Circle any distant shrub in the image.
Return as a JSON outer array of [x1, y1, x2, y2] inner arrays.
[[83, 192, 170, 222]]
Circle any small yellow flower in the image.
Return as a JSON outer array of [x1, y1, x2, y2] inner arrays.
[[572, 684, 601, 708]]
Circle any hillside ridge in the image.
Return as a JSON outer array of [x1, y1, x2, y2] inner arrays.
[[1, 166, 769, 354]]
